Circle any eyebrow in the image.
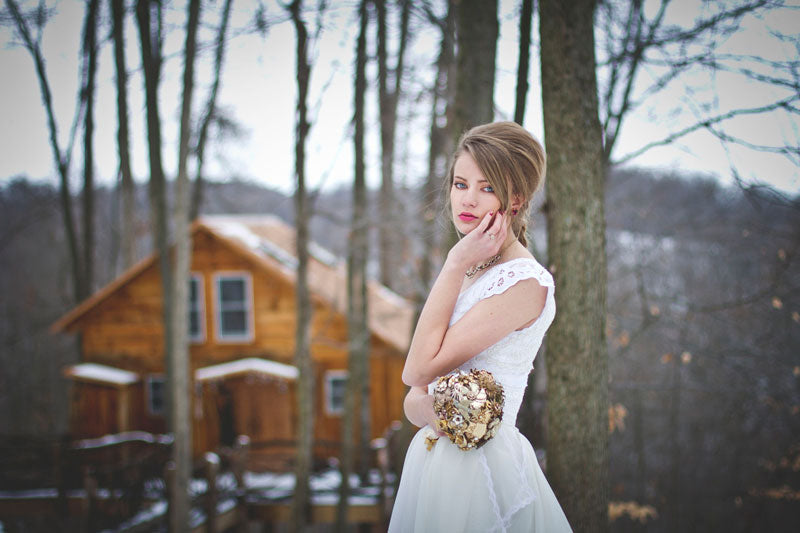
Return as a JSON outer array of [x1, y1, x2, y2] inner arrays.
[[453, 176, 490, 184]]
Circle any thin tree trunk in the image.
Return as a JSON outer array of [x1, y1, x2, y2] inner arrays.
[[514, 0, 534, 125], [354, 0, 372, 490], [288, 2, 314, 531], [110, 0, 136, 269], [6, 0, 84, 301], [376, 0, 410, 292], [191, 0, 234, 221], [337, 1, 368, 529], [419, 3, 454, 301], [540, 0, 609, 530], [169, 0, 200, 530], [81, 0, 99, 294], [135, 3, 177, 527]]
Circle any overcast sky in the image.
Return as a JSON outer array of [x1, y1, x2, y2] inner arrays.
[[1, 0, 798, 196]]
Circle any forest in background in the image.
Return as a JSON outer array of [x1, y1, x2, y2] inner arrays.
[[1, 167, 798, 531]]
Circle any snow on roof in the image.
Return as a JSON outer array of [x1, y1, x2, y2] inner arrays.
[[195, 357, 299, 382], [72, 431, 174, 450], [206, 217, 264, 250], [308, 241, 339, 267], [258, 239, 298, 270], [202, 214, 339, 270], [65, 363, 139, 386]]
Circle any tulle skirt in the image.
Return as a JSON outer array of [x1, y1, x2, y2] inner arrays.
[[388, 423, 572, 533]]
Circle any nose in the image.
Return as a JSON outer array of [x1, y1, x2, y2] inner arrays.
[[461, 188, 477, 207]]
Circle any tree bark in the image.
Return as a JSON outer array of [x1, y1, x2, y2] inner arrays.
[[81, 0, 99, 295], [191, 0, 234, 221], [135, 0, 178, 525], [539, 0, 609, 531], [169, 0, 200, 531], [513, 0, 533, 125], [110, 0, 136, 269], [419, 2, 454, 301], [337, 1, 368, 529], [287, 2, 314, 531], [376, 0, 410, 292], [451, 0, 497, 138]]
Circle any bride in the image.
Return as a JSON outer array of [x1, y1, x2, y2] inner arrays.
[[388, 122, 572, 532]]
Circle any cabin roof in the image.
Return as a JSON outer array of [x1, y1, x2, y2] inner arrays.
[[51, 214, 414, 353], [65, 363, 140, 387], [196, 357, 298, 382]]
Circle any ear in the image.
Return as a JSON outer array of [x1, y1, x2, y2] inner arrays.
[[510, 195, 522, 215]]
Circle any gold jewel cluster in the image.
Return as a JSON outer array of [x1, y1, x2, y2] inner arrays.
[[430, 369, 505, 451], [465, 253, 501, 279]]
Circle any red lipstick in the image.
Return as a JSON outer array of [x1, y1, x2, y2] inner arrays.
[[458, 212, 478, 222]]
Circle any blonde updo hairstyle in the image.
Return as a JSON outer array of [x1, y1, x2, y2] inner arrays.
[[447, 121, 546, 247]]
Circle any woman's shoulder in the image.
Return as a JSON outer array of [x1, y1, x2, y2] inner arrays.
[[497, 255, 553, 284], [476, 256, 554, 301]]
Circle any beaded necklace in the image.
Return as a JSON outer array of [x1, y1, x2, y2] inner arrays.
[[464, 252, 501, 279]]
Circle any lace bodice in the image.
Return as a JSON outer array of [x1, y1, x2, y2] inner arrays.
[[430, 257, 556, 425]]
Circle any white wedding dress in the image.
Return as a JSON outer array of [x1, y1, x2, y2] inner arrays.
[[389, 257, 572, 532]]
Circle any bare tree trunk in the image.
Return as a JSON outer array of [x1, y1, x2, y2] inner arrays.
[[376, 0, 410, 292], [286, 2, 314, 531], [451, 0, 497, 138], [110, 0, 136, 269], [168, 0, 200, 531], [191, 0, 234, 221], [135, 1, 178, 526], [419, 2, 454, 301], [6, 0, 85, 301], [540, 0, 609, 530], [81, 0, 99, 294], [513, 0, 533, 125], [337, 1, 368, 529]]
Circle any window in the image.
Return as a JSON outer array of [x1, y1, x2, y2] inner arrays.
[[324, 370, 348, 416], [147, 375, 165, 416], [189, 274, 205, 342], [214, 273, 253, 341]]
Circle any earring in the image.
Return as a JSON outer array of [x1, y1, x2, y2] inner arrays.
[[512, 208, 518, 216]]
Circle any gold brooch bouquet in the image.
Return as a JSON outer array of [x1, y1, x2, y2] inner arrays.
[[428, 369, 505, 451]]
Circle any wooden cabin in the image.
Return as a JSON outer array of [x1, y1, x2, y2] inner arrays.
[[51, 215, 413, 466]]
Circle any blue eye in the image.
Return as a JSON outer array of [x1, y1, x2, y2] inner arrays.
[[482, 186, 494, 193], [453, 182, 467, 190]]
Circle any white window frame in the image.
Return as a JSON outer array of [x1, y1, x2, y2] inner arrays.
[[146, 375, 165, 416], [324, 370, 348, 416], [189, 273, 205, 343], [213, 271, 254, 342]]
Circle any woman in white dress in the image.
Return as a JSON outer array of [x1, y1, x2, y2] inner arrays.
[[389, 122, 572, 532]]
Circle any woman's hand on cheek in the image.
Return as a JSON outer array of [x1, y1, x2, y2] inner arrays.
[[448, 211, 507, 269]]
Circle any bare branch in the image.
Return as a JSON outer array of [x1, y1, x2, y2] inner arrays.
[[613, 96, 799, 165]]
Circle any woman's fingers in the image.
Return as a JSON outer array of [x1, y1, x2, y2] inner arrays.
[[485, 212, 505, 243], [477, 210, 495, 233]]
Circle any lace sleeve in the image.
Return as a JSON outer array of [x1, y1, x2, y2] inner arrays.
[[478, 258, 554, 302]]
